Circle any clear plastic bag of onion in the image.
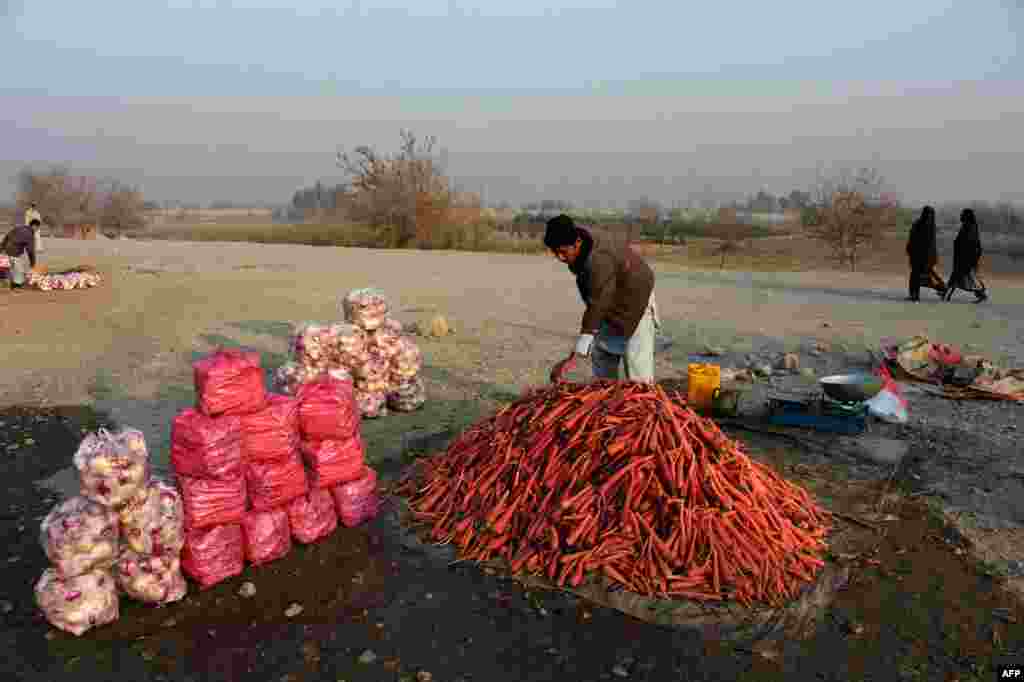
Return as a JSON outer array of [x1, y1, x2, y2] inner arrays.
[[388, 377, 426, 412], [35, 568, 119, 636], [114, 549, 187, 605], [342, 288, 390, 331], [40, 497, 120, 578], [73, 427, 151, 508], [390, 337, 423, 379]]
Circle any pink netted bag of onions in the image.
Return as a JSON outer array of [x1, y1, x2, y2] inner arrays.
[[390, 337, 423, 379], [74, 427, 150, 508], [342, 288, 390, 331], [388, 376, 427, 412], [179, 474, 247, 529], [300, 435, 366, 489], [170, 409, 244, 480], [41, 497, 120, 578], [296, 374, 360, 441], [35, 568, 119, 636], [246, 449, 308, 511], [287, 488, 338, 544], [115, 549, 187, 605], [242, 507, 292, 566], [118, 479, 184, 556], [241, 393, 300, 462], [331, 466, 380, 528], [273, 361, 320, 396], [181, 523, 245, 589], [193, 347, 267, 417], [354, 389, 388, 419]]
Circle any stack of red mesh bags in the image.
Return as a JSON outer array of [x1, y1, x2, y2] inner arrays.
[[297, 374, 381, 528], [34, 428, 187, 637], [177, 348, 301, 589]]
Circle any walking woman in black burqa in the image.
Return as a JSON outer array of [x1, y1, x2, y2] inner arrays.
[[906, 205, 946, 301], [944, 208, 988, 303]]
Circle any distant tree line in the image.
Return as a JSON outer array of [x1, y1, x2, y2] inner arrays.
[[13, 165, 146, 236]]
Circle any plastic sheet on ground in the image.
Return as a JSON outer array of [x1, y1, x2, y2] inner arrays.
[[246, 450, 308, 512], [73, 427, 150, 508], [193, 348, 268, 417], [287, 488, 338, 544], [242, 507, 292, 566], [41, 497, 120, 578], [181, 523, 245, 590], [115, 549, 187, 605], [300, 435, 366, 489], [297, 374, 360, 441], [179, 474, 247, 529], [332, 466, 380, 528], [241, 393, 300, 461], [35, 568, 119, 636], [170, 409, 244, 479]]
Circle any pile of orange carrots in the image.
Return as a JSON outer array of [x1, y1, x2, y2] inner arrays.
[[398, 380, 831, 607]]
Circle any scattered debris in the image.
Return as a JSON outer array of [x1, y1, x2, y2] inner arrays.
[[284, 603, 304, 618], [358, 649, 378, 665], [238, 582, 256, 598]]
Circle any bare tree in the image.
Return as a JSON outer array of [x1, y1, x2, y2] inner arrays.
[[337, 130, 450, 247], [803, 167, 892, 272], [99, 180, 147, 236]]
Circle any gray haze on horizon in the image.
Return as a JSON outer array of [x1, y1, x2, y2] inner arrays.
[[3, 83, 1023, 208]]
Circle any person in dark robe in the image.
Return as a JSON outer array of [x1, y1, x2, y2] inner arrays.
[[944, 208, 988, 303], [906, 205, 946, 302]]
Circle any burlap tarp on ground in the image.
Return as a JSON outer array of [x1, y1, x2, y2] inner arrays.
[[385, 492, 849, 644]]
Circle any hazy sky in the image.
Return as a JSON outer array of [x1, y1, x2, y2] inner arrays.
[[1, 0, 1022, 206]]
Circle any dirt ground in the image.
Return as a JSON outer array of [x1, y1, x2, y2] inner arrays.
[[2, 237, 1024, 679]]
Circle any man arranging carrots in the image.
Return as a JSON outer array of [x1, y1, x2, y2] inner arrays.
[[544, 214, 658, 384]]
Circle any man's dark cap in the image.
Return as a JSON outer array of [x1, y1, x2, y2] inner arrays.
[[543, 214, 578, 249]]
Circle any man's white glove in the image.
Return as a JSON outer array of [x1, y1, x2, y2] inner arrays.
[[574, 333, 595, 358]]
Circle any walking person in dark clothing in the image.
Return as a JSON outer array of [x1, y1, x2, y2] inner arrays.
[[944, 208, 988, 303], [1, 219, 39, 290], [906, 205, 946, 301]]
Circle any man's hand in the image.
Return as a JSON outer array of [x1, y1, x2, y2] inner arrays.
[[549, 355, 577, 384]]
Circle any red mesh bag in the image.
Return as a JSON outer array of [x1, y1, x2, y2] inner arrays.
[[287, 489, 338, 544], [331, 466, 380, 528], [296, 375, 360, 441], [193, 348, 267, 417], [241, 393, 300, 462], [241, 507, 292, 566], [170, 409, 244, 480], [246, 450, 308, 512], [181, 523, 244, 590], [300, 435, 365, 489], [179, 474, 246, 530]]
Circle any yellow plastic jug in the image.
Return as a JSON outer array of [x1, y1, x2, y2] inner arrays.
[[687, 363, 721, 413]]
